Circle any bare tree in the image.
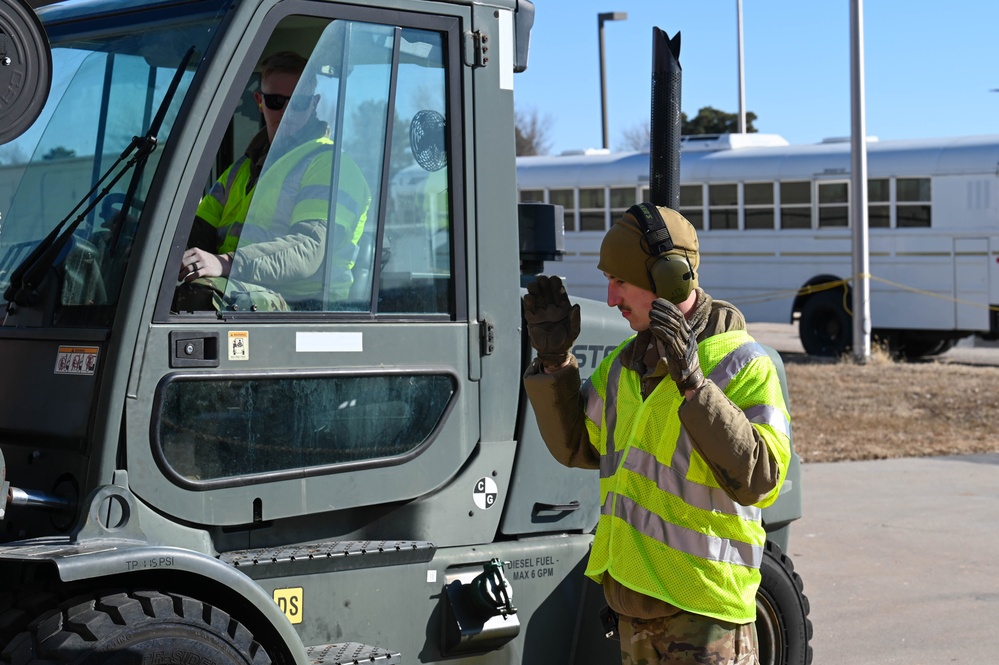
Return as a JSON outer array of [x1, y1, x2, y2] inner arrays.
[[514, 106, 553, 156], [619, 120, 650, 151]]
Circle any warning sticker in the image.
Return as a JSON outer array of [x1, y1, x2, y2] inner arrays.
[[473, 477, 498, 510], [228, 331, 249, 361], [54, 346, 99, 375]]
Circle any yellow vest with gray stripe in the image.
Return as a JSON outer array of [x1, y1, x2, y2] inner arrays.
[[196, 155, 256, 255], [583, 329, 791, 623]]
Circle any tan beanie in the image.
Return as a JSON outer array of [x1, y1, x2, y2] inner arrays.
[[597, 205, 700, 294]]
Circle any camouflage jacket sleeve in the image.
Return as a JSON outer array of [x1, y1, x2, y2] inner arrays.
[[229, 218, 326, 287], [677, 361, 786, 508], [522, 356, 601, 470]]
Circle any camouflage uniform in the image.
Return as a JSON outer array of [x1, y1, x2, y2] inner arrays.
[[619, 611, 758, 665]]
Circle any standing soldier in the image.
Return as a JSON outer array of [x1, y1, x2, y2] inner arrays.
[[522, 203, 791, 664]]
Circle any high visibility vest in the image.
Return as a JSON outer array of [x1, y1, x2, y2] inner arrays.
[[199, 138, 371, 302], [196, 155, 256, 255], [582, 329, 791, 623]]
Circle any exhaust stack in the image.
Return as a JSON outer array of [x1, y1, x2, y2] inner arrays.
[[648, 27, 681, 210]]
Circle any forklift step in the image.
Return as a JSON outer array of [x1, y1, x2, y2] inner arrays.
[[218, 540, 436, 579], [307, 642, 401, 665]]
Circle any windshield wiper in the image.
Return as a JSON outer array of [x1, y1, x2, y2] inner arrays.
[[3, 46, 196, 309]]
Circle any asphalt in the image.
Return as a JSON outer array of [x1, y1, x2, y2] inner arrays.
[[746, 323, 999, 664]]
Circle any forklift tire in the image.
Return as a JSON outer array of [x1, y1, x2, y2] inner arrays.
[[1, 590, 271, 665], [755, 541, 813, 665]]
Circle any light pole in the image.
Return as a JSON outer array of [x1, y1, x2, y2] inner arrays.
[[598, 11, 627, 149]]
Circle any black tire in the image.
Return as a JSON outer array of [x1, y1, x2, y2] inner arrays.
[[898, 335, 957, 360], [756, 541, 813, 665], [799, 289, 852, 357], [1, 590, 271, 665]]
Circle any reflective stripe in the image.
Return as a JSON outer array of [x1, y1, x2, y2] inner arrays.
[[603, 492, 763, 569], [583, 379, 604, 426], [622, 446, 762, 522], [708, 341, 768, 391], [604, 356, 623, 456], [745, 403, 791, 438], [224, 155, 248, 195], [276, 147, 322, 218]]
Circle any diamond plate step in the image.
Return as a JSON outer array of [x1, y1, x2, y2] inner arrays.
[[217, 540, 435, 579], [307, 642, 401, 665]]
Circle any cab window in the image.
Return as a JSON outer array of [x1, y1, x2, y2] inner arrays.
[[172, 16, 454, 317]]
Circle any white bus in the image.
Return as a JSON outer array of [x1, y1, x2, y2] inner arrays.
[[516, 133, 999, 357]]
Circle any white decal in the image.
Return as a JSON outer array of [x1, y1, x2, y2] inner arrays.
[[296, 332, 363, 353], [54, 346, 99, 375], [473, 477, 498, 510], [228, 331, 249, 361]]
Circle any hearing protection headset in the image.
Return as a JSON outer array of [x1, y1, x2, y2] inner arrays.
[[627, 203, 694, 305]]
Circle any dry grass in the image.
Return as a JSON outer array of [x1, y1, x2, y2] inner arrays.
[[782, 350, 999, 463]]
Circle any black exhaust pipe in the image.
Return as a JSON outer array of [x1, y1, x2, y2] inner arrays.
[[648, 27, 681, 210]]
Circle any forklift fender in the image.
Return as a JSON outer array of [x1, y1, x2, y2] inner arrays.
[[0, 477, 309, 665]]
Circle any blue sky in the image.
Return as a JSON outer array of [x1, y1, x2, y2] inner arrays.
[[514, 1, 999, 154]]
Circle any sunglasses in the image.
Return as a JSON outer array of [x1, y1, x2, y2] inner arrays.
[[259, 92, 313, 112]]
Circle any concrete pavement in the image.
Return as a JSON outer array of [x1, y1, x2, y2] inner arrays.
[[744, 323, 999, 663], [788, 455, 999, 664]]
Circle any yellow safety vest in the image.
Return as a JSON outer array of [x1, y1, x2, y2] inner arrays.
[[582, 329, 791, 623], [196, 154, 256, 255], [238, 137, 370, 299]]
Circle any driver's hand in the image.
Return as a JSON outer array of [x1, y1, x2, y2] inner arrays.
[[180, 247, 229, 283]]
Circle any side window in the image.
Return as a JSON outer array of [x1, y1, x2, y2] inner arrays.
[[779, 181, 811, 229], [818, 181, 848, 228], [868, 178, 890, 228], [743, 182, 775, 230], [896, 177, 931, 228], [679, 184, 704, 229], [175, 17, 455, 316], [708, 183, 738, 230], [157, 373, 455, 482]]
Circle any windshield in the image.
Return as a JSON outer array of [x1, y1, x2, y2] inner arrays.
[[0, 3, 225, 327]]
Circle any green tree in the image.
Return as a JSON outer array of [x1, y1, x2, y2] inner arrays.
[[344, 100, 410, 185], [681, 106, 757, 135], [42, 146, 76, 160]]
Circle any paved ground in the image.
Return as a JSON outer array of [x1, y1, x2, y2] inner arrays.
[[789, 455, 999, 665], [746, 323, 999, 664]]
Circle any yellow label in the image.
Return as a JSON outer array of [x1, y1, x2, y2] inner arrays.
[[273, 587, 304, 624]]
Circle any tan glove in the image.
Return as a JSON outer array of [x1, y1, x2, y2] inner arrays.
[[649, 298, 704, 393], [523, 275, 581, 370]]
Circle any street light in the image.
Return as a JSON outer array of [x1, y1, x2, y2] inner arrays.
[[598, 11, 627, 150]]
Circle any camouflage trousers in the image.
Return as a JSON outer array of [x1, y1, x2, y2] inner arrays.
[[618, 611, 758, 665]]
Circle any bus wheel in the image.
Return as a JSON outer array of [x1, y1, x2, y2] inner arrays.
[[899, 335, 956, 360], [1, 590, 271, 665], [799, 290, 852, 357], [756, 541, 813, 665]]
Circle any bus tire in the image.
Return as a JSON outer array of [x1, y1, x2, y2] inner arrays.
[[1, 590, 271, 665], [756, 541, 813, 665], [799, 290, 852, 357]]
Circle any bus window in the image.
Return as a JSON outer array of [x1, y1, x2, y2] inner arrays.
[[896, 177, 931, 227], [679, 184, 704, 229], [744, 182, 775, 230], [610, 187, 635, 225], [708, 183, 738, 229], [578, 187, 606, 231], [780, 181, 811, 229], [818, 182, 848, 228], [550, 189, 575, 231], [868, 178, 890, 228]]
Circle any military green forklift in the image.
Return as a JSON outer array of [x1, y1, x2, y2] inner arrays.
[[0, 0, 810, 662]]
